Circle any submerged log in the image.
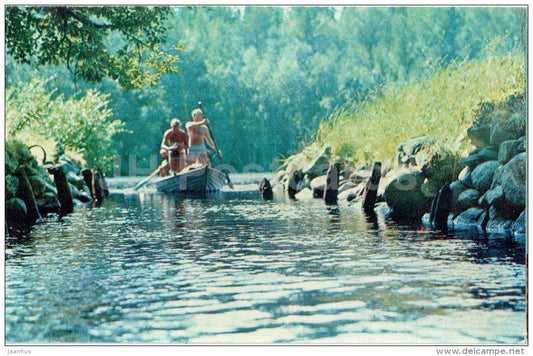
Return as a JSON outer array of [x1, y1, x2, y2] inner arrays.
[[323, 163, 341, 206], [362, 162, 382, 213], [49, 164, 74, 217], [259, 177, 273, 200]]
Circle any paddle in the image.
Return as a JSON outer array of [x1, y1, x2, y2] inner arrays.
[[197, 101, 234, 189], [133, 167, 160, 191], [133, 151, 172, 191]]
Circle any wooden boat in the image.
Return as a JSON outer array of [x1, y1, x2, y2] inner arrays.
[[152, 163, 228, 194]]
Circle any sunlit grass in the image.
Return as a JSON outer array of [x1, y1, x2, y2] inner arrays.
[[314, 53, 526, 168]]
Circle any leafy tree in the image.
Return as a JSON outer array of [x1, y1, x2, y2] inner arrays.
[[6, 6, 180, 90], [6, 77, 124, 173]]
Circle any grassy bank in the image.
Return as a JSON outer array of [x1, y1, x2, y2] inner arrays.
[[313, 53, 526, 168]]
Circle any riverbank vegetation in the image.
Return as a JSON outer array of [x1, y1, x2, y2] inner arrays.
[[312, 52, 526, 169], [5, 6, 526, 175]]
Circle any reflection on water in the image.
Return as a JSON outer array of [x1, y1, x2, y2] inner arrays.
[[5, 189, 526, 344]]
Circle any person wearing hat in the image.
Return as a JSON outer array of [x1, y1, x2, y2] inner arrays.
[[160, 118, 188, 176]]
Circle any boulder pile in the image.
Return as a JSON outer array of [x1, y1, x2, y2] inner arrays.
[[6, 140, 107, 235], [431, 93, 526, 239], [263, 92, 526, 241]]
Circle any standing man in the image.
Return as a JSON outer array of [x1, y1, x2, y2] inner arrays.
[[186, 108, 219, 167], [160, 118, 188, 176]]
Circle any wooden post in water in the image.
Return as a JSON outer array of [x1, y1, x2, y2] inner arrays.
[[16, 168, 42, 224], [361, 162, 382, 214], [81, 168, 93, 196], [259, 177, 273, 200], [48, 164, 74, 217], [323, 163, 341, 206], [287, 175, 297, 200], [92, 169, 107, 203], [433, 182, 452, 231]]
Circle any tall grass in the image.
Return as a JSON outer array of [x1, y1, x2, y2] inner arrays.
[[315, 53, 526, 168]]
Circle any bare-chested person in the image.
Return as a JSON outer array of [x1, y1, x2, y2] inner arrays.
[[160, 118, 188, 176], [185, 108, 219, 167]]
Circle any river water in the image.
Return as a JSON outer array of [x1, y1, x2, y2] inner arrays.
[[5, 175, 527, 344]]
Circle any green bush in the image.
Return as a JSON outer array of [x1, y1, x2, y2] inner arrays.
[[6, 77, 125, 174]]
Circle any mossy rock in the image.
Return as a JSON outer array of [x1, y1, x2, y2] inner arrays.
[[6, 140, 38, 168], [6, 174, 20, 200], [5, 151, 19, 175], [6, 198, 28, 222], [384, 169, 431, 220]]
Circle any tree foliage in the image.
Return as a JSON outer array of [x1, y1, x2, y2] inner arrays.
[[6, 77, 124, 173], [5, 6, 527, 175], [6, 6, 180, 90]]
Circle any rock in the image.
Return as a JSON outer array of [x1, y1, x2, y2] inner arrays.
[[339, 185, 364, 202], [457, 189, 480, 211], [501, 152, 526, 213], [384, 169, 430, 220], [6, 174, 19, 200], [349, 170, 371, 184], [470, 160, 499, 192], [272, 182, 285, 200], [270, 170, 286, 186], [450, 180, 468, 211], [420, 179, 441, 198], [28, 174, 49, 197], [515, 136, 526, 152], [296, 175, 312, 191], [310, 175, 327, 198], [67, 171, 86, 190], [339, 181, 357, 194], [467, 124, 491, 147], [302, 146, 331, 178], [7, 140, 36, 167], [498, 139, 521, 165], [459, 147, 498, 167], [453, 207, 486, 231], [485, 207, 513, 235], [458, 166, 473, 188], [36, 192, 61, 216], [484, 185, 506, 210], [5, 150, 18, 175], [490, 111, 525, 147], [512, 210, 526, 237], [490, 165, 505, 189], [6, 198, 28, 222], [295, 187, 313, 201], [396, 135, 437, 166]]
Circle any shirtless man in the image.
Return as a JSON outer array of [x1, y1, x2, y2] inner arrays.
[[160, 118, 188, 176], [185, 108, 218, 167]]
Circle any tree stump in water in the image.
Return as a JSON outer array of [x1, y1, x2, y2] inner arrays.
[[323, 163, 341, 206], [48, 164, 74, 218], [362, 162, 382, 213], [15, 168, 42, 224], [259, 177, 273, 200]]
